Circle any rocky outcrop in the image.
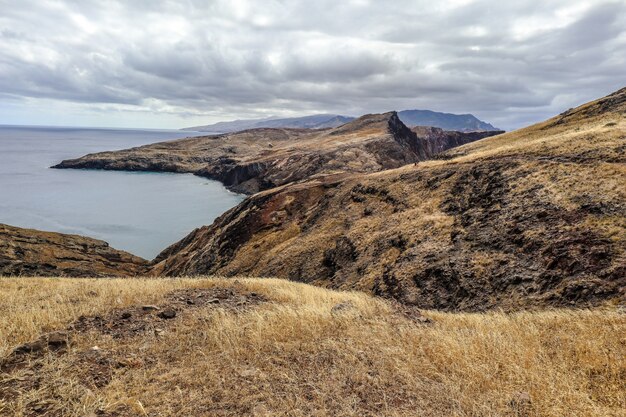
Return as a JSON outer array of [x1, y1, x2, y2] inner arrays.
[[53, 113, 502, 194], [0, 224, 147, 277], [411, 126, 505, 158], [150, 88, 626, 311]]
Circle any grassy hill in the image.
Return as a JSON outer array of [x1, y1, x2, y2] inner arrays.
[[150, 89, 625, 311], [1, 277, 624, 416], [0, 224, 146, 277]]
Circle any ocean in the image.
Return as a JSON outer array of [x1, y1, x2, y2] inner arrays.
[[0, 125, 244, 259]]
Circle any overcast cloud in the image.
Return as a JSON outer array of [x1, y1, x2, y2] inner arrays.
[[0, 0, 625, 129]]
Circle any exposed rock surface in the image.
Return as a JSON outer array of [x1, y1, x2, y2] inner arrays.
[[411, 126, 505, 158], [151, 88, 626, 311], [53, 112, 502, 194], [0, 224, 147, 277]]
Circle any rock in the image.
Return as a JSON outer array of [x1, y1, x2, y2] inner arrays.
[[509, 391, 532, 416], [158, 309, 176, 319], [142, 305, 159, 312], [207, 298, 220, 304], [240, 368, 258, 377], [13, 340, 46, 355], [331, 301, 355, 316], [216, 289, 234, 299], [393, 303, 433, 324], [46, 332, 69, 350], [118, 357, 143, 369], [252, 404, 270, 416], [13, 331, 69, 355]]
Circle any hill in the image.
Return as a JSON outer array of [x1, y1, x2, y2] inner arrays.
[[398, 109, 499, 131], [151, 88, 626, 311], [1, 277, 624, 416], [53, 113, 502, 194], [0, 224, 146, 277], [182, 114, 354, 133], [182, 110, 498, 133]]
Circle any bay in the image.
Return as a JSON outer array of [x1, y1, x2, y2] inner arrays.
[[0, 125, 244, 260]]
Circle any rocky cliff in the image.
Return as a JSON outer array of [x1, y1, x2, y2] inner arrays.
[[150, 88, 626, 311], [411, 126, 505, 159], [0, 224, 147, 277], [53, 113, 502, 194]]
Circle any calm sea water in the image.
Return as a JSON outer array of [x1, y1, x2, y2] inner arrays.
[[0, 125, 244, 259]]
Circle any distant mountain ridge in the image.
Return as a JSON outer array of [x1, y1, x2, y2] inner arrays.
[[183, 111, 498, 133], [54, 111, 502, 195], [182, 114, 354, 133], [398, 110, 498, 131]]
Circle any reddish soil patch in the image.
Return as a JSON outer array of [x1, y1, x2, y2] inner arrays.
[[69, 286, 265, 339]]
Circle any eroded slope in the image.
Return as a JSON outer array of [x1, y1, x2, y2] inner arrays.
[[151, 88, 626, 310], [0, 224, 147, 277]]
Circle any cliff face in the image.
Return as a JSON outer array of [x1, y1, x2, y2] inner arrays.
[[53, 113, 501, 194], [151, 88, 626, 311], [412, 126, 505, 158], [0, 224, 147, 277]]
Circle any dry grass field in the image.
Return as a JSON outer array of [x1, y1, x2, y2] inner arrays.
[[1, 277, 624, 416]]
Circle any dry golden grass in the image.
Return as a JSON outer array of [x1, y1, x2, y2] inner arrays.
[[445, 96, 625, 164], [1, 277, 624, 416]]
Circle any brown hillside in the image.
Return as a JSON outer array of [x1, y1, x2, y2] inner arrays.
[[53, 113, 501, 194], [151, 88, 626, 311], [0, 224, 147, 277]]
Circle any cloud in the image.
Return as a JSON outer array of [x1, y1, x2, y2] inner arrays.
[[0, 0, 624, 129]]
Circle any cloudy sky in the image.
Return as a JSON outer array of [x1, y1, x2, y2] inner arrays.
[[1, 0, 625, 130]]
